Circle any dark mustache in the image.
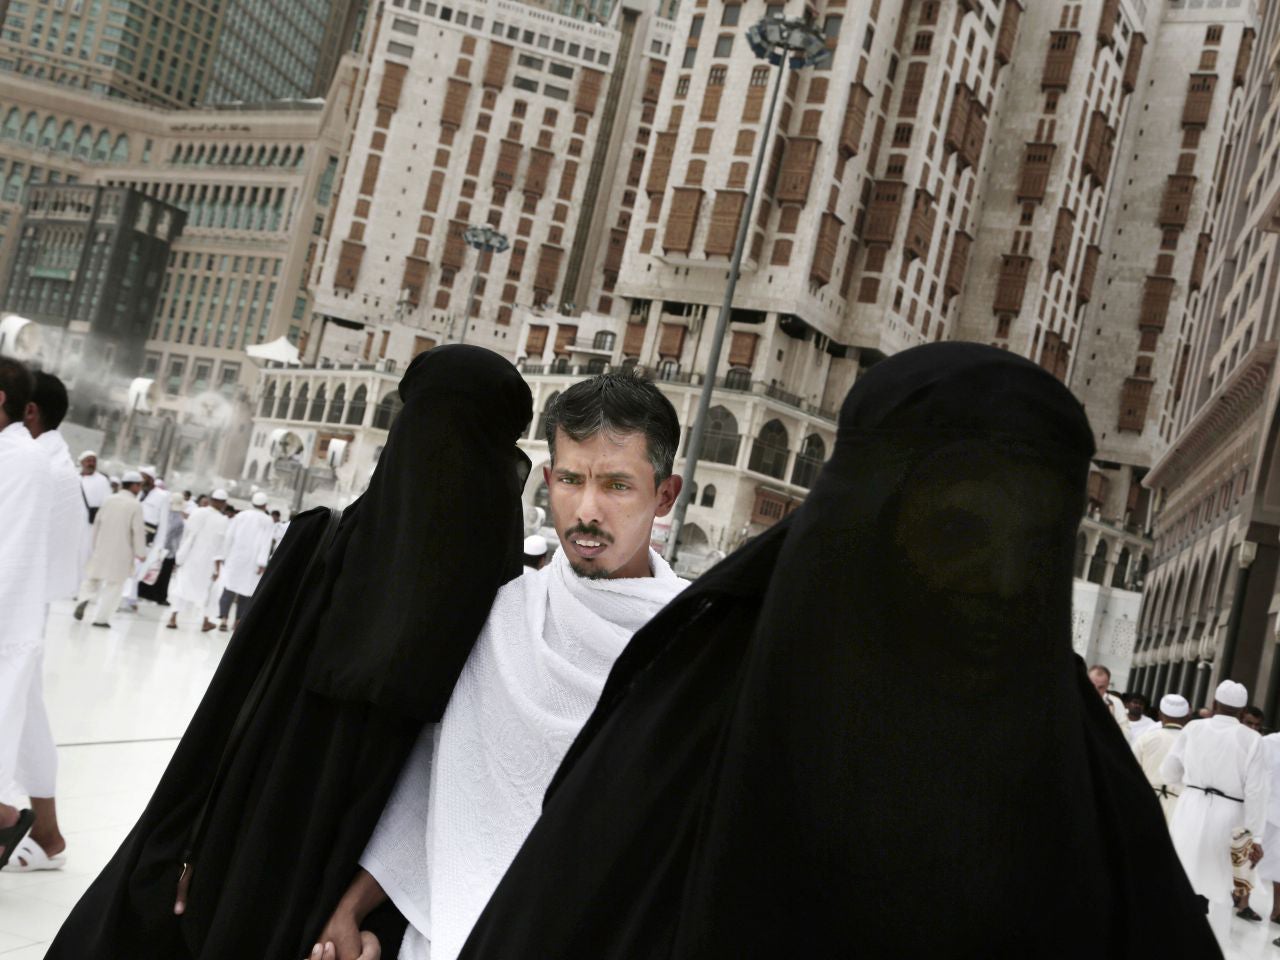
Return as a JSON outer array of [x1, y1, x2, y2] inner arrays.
[[567, 524, 613, 543]]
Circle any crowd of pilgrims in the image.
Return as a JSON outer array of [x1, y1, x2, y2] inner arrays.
[[0, 341, 1262, 957]]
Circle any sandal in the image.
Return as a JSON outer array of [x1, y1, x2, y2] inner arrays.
[[0, 809, 35, 870], [7, 835, 65, 872]]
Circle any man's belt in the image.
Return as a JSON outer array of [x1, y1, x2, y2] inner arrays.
[[1155, 785, 1180, 800], [1187, 784, 1243, 802]]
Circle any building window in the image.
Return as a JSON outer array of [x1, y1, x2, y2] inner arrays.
[[714, 34, 733, 57]]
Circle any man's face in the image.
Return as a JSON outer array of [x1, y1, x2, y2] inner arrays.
[[81, 456, 97, 475], [142, 474, 155, 491], [1244, 712, 1263, 732], [1125, 698, 1145, 720], [1089, 671, 1109, 697], [545, 428, 680, 580], [198, 496, 210, 507], [272, 511, 280, 522]]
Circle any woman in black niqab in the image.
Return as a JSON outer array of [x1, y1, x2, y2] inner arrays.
[[458, 342, 1220, 959], [48, 344, 533, 960]]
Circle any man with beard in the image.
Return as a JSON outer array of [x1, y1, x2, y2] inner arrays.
[[312, 371, 687, 960]]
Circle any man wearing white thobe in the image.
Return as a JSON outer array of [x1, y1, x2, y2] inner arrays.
[[1125, 692, 1159, 741], [1088, 664, 1131, 741], [168, 490, 230, 632], [126, 467, 169, 610], [76, 472, 147, 627], [78, 451, 112, 524], [1162, 680, 1269, 923], [1132, 693, 1189, 825], [214, 491, 275, 630], [1259, 731, 1280, 923], [0, 357, 51, 866]]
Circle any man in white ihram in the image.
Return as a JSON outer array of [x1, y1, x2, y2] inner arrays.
[[1131, 693, 1189, 825], [167, 490, 230, 632], [78, 451, 113, 523], [1162, 679, 1269, 928], [308, 373, 687, 960], [214, 491, 275, 631]]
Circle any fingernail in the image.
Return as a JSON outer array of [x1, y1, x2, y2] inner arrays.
[[174, 903, 184, 915], [310, 947, 321, 960]]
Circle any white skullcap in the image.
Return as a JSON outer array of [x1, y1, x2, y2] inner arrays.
[[523, 534, 548, 557], [170, 492, 186, 509], [121, 470, 143, 484], [1159, 694, 1190, 719], [1215, 680, 1249, 709], [251, 492, 269, 506], [109, 475, 121, 484], [139, 465, 157, 476], [79, 450, 97, 461], [211, 488, 229, 501]]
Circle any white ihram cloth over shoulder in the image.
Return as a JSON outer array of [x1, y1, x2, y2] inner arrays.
[[217, 508, 274, 596], [362, 546, 687, 960], [1161, 715, 1269, 903], [35, 429, 88, 601], [1259, 733, 1280, 884], [0, 424, 51, 648], [171, 506, 229, 607]]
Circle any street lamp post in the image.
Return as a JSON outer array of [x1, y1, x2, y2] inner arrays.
[[456, 225, 510, 344], [664, 16, 830, 564]]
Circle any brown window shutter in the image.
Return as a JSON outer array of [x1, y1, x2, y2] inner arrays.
[[335, 241, 365, 290], [643, 60, 665, 103], [526, 148, 552, 197], [904, 191, 934, 262], [995, 0, 1021, 66], [840, 83, 871, 157], [378, 62, 408, 111], [705, 190, 746, 257], [1140, 276, 1175, 330], [993, 254, 1032, 313], [442, 78, 471, 128], [1123, 33, 1146, 93], [576, 68, 604, 115], [1182, 74, 1217, 127], [863, 180, 905, 245], [1078, 244, 1101, 304], [728, 331, 758, 368], [525, 323, 548, 356], [484, 42, 512, 89], [534, 245, 564, 299], [605, 227, 627, 274], [553, 323, 577, 354], [961, 101, 987, 169], [558, 161, 578, 201], [1042, 32, 1079, 90], [648, 131, 677, 194], [700, 85, 723, 122], [442, 220, 468, 270], [811, 211, 842, 286], [1049, 206, 1074, 274], [776, 137, 820, 204], [1098, 0, 1120, 46], [424, 171, 445, 213], [1118, 377, 1153, 433], [506, 242, 526, 280], [900, 61, 928, 118], [401, 257, 429, 305], [663, 187, 704, 254], [743, 84, 765, 123], [944, 85, 970, 157], [466, 135, 486, 177], [1160, 175, 1196, 227], [1081, 111, 1110, 185], [658, 322, 686, 359], [944, 230, 972, 299], [359, 154, 381, 196], [494, 139, 521, 189], [623, 321, 646, 356], [1018, 143, 1056, 201], [1190, 232, 1211, 291], [1235, 28, 1255, 88]]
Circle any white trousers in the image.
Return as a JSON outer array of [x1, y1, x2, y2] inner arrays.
[[79, 578, 125, 624], [0, 644, 56, 799]]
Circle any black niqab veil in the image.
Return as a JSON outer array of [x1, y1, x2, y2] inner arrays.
[[48, 344, 532, 960], [459, 342, 1219, 959]]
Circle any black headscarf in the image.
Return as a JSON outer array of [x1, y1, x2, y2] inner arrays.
[[459, 342, 1219, 959], [307, 343, 533, 720], [48, 344, 533, 960]]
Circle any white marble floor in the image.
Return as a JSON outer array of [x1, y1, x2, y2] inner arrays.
[[1, 600, 1278, 957]]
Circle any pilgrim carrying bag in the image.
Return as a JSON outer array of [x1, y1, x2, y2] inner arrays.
[[178, 507, 343, 893]]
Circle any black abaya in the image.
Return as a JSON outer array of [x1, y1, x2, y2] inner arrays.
[[48, 344, 533, 960], [459, 342, 1220, 959]]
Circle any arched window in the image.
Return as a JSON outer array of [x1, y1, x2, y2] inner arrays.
[[177, 443, 196, 471], [702, 405, 740, 464], [678, 522, 709, 548], [21, 111, 40, 144], [74, 124, 94, 158], [701, 483, 717, 507], [260, 380, 276, 416], [38, 116, 58, 148], [276, 383, 292, 419], [725, 367, 752, 391], [327, 384, 347, 423], [748, 419, 790, 479], [535, 391, 560, 440], [1, 108, 21, 139], [111, 133, 129, 163], [791, 433, 826, 488], [658, 359, 679, 380], [292, 383, 310, 420], [57, 120, 76, 153], [1087, 540, 1109, 585], [347, 385, 368, 425], [373, 391, 403, 429], [1111, 548, 1131, 590], [309, 384, 327, 421], [586, 357, 607, 374], [1073, 532, 1088, 579], [92, 129, 112, 161], [247, 460, 259, 480], [592, 330, 616, 350], [550, 356, 570, 373]]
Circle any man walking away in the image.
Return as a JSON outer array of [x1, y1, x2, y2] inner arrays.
[[214, 491, 274, 631], [167, 490, 229, 632], [76, 471, 147, 627], [1163, 680, 1269, 928], [1133, 693, 1189, 825]]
